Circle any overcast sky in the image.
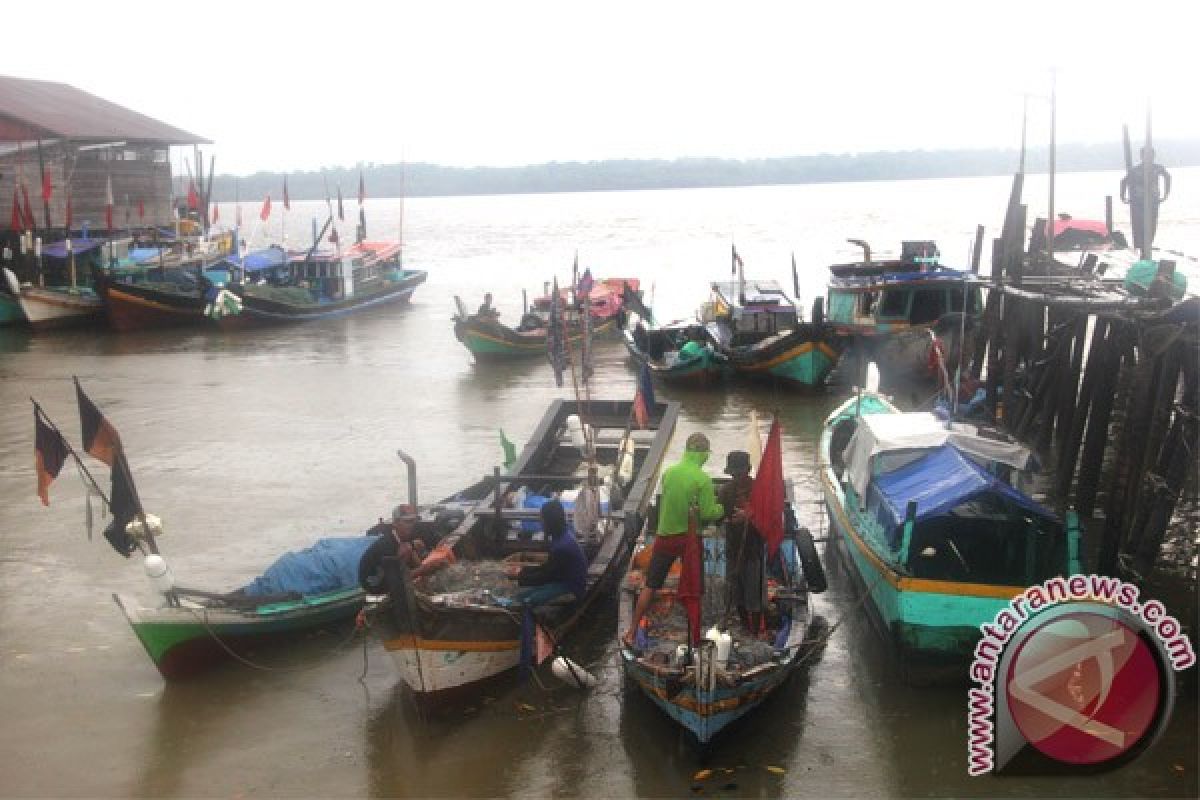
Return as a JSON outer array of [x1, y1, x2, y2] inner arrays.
[[5, 0, 1198, 174]]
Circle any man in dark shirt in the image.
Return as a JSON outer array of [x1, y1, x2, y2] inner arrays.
[[513, 499, 587, 607], [719, 450, 766, 633]]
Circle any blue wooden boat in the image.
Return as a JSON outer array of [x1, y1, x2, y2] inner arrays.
[[618, 481, 826, 744], [825, 240, 984, 387], [817, 390, 1081, 678], [702, 278, 841, 389], [214, 241, 427, 328]]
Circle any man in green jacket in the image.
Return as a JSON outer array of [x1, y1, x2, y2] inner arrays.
[[622, 432, 725, 649]]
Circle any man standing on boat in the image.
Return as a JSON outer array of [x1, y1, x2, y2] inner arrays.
[[622, 433, 724, 649], [719, 451, 766, 635], [1120, 146, 1172, 251]]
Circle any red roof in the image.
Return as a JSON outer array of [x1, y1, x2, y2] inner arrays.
[[0, 75, 208, 144]]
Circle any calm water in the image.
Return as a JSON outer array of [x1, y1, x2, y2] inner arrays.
[[1, 172, 1196, 798]]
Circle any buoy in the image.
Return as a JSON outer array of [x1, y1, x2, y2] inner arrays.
[[143, 554, 175, 595], [551, 656, 597, 689]]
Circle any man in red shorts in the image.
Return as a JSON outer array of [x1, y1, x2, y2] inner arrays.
[[621, 432, 725, 648]]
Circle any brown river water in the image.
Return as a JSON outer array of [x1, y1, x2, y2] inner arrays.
[[1, 175, 1196, 797]]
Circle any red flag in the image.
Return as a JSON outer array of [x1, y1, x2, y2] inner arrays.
[[41, 171, 52, 203], [137, 198, 145, 220], [748, 418, 785, 557], [10, 189, 20, 231], [104, 175, 114, 230], [20, 182, 35, 230], [336, 185, 345, 221], [357, 171, 365, 205], [678, 514, 704, 646], [34, 407, 68, 507], [632, 362, 656, 429], [259, 194, 272, 221], [64, 193, 73, 231], [76, 379, 122, 467], [187, 180, 199, 210], [283, 176, 290, 211], [211, 203, 218, 223]]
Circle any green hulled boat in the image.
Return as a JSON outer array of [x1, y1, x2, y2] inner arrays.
[[817, 390, 1080, 675], [453, 297, 615, 360]]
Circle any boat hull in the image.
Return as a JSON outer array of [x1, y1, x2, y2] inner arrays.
[[113, 588, 364, 680], [96, 275, 206, 332], [723, 330, 841, 388], [621, 329, 727, 386], [2, 269, 103, 329], [215, 271, 428, 329], [455, 316, 616, 360], [0, 291, 25, 325]]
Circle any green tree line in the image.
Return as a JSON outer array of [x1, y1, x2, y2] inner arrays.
[[211, 139, 1200, 201]]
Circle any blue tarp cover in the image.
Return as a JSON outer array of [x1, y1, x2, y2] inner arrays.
[[241, 536, 373, 597], [42, 239, 105, 258], [226, 246, 288, 273], [872, 445, 1056, 531]]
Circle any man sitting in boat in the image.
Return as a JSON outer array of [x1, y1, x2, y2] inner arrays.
[[621, 433, 724, 648], [509, 499, 587, 607], [719, 451, 766, 635]]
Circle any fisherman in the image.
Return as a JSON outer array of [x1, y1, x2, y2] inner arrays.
[[718, 451, 765, 634], [510, 499, 587, 607], [357, 505, 433, 591], [1120, 146, 1172, 250], [476, 292, 500, 320], [621, 433, 724, 648]]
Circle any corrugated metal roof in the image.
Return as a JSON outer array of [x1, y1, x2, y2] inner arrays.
[[0, 75, 209, 144]]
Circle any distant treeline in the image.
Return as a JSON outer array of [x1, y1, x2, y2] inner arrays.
[[211, 139, 1200, 201]]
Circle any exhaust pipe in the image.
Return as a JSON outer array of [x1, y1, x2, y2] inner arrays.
[[396, 449, 418, 509]]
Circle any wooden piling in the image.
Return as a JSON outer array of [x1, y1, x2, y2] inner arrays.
[[1055, 316, 1109, 498], [1075, 321, 1129, 519]]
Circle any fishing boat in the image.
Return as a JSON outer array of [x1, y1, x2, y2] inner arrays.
[[0, 287, 22, 326], [817, 388, 1080, 678], [701, 278, 841, 388], [452, 295, 616, 360], [621, 316, 727, 385], [825, 240, 984, 387], [617, 426, 826, 744], [2, 239, 108, 329], [211, 241, 427, 328], [367, 397, 680, 704]]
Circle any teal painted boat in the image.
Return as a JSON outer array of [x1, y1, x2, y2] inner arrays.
[[825, 240, 984, 387], [0, 290, 24, 325], [817, 391, 1081, 675], [452, 296, 616, 361], [621, 319, 728, 386], [702, 278, 841, 389]]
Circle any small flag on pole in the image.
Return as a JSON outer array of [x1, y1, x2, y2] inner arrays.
[[500, 429, 517, 469], [138, 198, 145, 221], [210, 202, 218, 224], [20, 181, 35, 230], [34, 406, 68, 506], [187, 180, 199, 210], [76, 378, 121, 467], [576, 267, 594, 296], [10, 189, 21, 231], [546, 277, 566, 387], [632, 362, 656, 429], [731, 244, 744, 276], [283, 175, 291, 211], [41, 171, 53, 203], [259, 194, 272, 222]]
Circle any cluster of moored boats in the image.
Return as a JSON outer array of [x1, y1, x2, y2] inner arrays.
[[1, 225, 427, 332], [26, 210, 1194, 747]]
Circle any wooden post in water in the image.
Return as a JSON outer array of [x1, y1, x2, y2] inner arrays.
[[1076, 322, 1128, 519], [1055, 316, 1109, 498]]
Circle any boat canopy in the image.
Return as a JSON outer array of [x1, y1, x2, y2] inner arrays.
[[41, 239, 106, 258], [225, 245, 288, 272], [843, 411, 1034, 499], [711, 279, 794, 310], [871, 445, 1056, 531], [829, 267, 977, 288]]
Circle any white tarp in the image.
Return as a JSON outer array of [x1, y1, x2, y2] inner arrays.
[[843, 411, 1033, 499]]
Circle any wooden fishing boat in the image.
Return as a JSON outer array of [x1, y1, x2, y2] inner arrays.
[[368, 397, 680, 704], [617, 465, 826, 744], [0, 289, 23, 325], [702, 279, 841, 388], [452, 297, 616, 360], [533, 276, 640, 326], [825, 240, 984, 386], [621, 317, 727, 385], [212, 241, 428, 329], [113, 585, 366, 680], [2, 239, 109, 330], [817, 389, 1080, 677]]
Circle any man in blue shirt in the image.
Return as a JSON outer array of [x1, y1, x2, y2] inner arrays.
[[514, 499, 587, 607]]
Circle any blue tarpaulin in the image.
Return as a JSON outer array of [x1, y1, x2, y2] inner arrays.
[[41, 239, 105, 259], [225, 246, 288, 273], [240, 536, 374, 597], [871, 446, 1056, 531]]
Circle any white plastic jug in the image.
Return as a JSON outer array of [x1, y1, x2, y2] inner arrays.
[[705, 625, 732, 664]]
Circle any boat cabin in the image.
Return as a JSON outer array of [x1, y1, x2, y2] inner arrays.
[[703, 279, 798, 346], [835, 410, 1073, 587], [826, 241, 983, 334]]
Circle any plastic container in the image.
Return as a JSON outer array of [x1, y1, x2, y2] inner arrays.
[[143, 554, 175, 595]]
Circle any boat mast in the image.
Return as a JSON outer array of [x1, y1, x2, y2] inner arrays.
[[1046, 69, 1056, 257], [1141, 100, 1153, 261]]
